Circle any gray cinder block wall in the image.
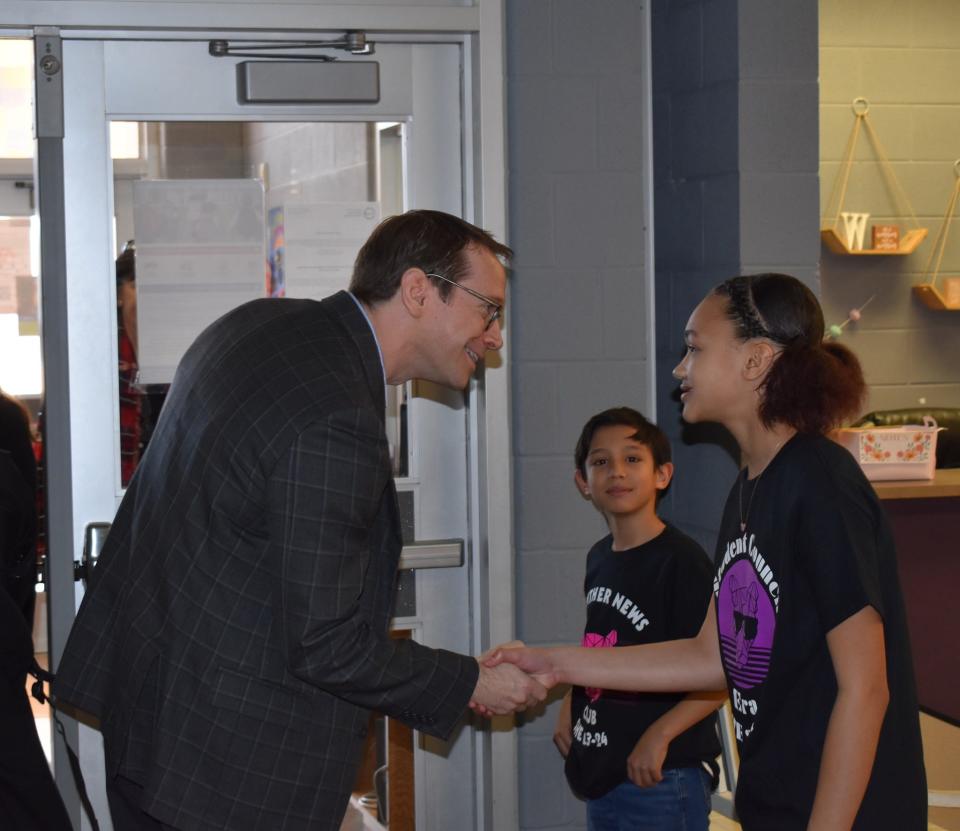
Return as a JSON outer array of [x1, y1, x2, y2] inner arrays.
[[506, 2, 653, 827], [507, 1, 819, 828], [654, 0, 820, 547], [818, 0, 960, 413]]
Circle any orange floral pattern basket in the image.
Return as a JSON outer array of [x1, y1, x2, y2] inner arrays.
[[833, 417, 942, 481]]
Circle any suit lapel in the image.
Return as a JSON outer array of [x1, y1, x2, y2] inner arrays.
[[328, 291, 403, 554], [324, 293, 404, 583], [327, 291, 386, 418]]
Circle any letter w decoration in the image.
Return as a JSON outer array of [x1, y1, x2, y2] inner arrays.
[[840, 212, 870, 251]]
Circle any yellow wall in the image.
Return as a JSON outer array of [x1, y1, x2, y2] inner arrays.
[[819, 0, 960, 414]]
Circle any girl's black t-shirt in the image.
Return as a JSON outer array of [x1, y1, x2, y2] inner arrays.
[[565, 525, 721, 799], [715, 433, 927, 830]]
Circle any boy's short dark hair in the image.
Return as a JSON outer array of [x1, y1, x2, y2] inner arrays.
[[574, 407, 671, 478]]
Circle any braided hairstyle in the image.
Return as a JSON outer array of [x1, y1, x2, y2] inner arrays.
[[713, 273, 865, 435]]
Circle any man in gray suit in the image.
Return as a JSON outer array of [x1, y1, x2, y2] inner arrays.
[[54, 210, 544, 831]]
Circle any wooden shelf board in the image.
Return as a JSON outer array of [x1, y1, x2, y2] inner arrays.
[[821, 227, 928, 256], [913, 284, 960, 311]]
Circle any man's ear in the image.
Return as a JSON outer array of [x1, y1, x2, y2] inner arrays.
[[743, 340, 779, 382], [399, 267, 430, 318], [655, 462, 674, 491], [573, 469, 591, 499]]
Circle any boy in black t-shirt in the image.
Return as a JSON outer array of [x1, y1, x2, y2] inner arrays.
[[554, 407, 725, 831]]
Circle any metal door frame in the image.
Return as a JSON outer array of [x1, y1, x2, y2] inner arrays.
[[23, 8, 516, 828]]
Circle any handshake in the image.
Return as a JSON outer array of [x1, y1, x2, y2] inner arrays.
[[468, 641, 557, 717]]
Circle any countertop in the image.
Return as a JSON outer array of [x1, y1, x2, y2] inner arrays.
[[871, 468, 960, 500]]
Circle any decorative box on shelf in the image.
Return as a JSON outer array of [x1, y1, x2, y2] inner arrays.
[[872, 224, 900, 251], [833, 418, 943, 481]]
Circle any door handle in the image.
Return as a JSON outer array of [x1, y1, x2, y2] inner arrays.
[[397, 539, 463, 570], [67, 527, 459, 579], [74, 522, 111, 583]]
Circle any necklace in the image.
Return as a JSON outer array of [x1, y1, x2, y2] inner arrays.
[[738, 438, 787, 533]]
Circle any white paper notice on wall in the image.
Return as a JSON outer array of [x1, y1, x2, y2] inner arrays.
[[0, 218, 31, 315], [133, 179, 266, 384], [281, 202, 381, 300]]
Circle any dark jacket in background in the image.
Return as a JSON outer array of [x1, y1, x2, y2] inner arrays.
[[0, 396, 71, 830], [0, 393, 38, 622]]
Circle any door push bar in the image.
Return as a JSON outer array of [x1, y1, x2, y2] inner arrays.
[[58, 523, 462, 585], [398, 539, 464, 570], [36, 522, 112, 589], [74, 522, 111, 583]]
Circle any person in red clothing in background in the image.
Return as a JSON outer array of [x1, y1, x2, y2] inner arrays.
[[116, 241, 142, 485]]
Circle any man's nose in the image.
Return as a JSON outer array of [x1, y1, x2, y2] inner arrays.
[[484, 318, 504, 350]]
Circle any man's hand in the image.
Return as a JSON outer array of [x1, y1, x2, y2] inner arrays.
[[626, 728, 668, 788], [469, 661, 547, 716], [553, 691, 573, 757]]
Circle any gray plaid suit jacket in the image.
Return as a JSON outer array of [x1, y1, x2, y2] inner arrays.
[[54, 291, 479, 830]]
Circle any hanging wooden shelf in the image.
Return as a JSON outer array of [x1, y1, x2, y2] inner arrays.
[[913, 283, 960, 311], [821, 98, 927, 257], [821, 227, 928, 256], [912, 160, 960, 311]]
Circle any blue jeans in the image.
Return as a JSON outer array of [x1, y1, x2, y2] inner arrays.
[[586, 768, 712, 831]]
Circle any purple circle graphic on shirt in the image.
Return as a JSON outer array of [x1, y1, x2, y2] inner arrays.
[[717, 559, 776, 690]]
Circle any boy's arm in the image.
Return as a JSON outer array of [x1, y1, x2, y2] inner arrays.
[[627, 691, 727, 788], [806, 606, 888, 831]]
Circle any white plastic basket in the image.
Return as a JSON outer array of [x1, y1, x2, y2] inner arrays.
[[833, 416, 942, 481]]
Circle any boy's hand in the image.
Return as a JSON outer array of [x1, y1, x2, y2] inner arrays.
[[553, 691, 573, 757], [626, 728, 668, 788]]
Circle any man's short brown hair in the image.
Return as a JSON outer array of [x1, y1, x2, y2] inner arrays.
[[349, 209, 512, 305]]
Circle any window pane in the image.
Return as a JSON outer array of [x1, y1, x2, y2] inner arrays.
[[111, 120, 408, 482], [0, 40, 33, 159], [109, 121, 140, 160]]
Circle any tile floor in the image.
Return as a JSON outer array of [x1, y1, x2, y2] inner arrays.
[[708, 811, 953, 830], [25, 662, 955, 831]]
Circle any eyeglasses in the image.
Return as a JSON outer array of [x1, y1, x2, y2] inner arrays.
[[426, 272, 503, 331]]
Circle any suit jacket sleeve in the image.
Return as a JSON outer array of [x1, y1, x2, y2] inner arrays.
[[267, 407, 479, 739]]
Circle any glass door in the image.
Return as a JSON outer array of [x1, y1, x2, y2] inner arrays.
[[42, 33, 483, 830]]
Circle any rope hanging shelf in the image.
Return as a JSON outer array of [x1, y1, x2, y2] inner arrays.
[[913, 160, 960, 311], [821, 98, 928, 256]]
